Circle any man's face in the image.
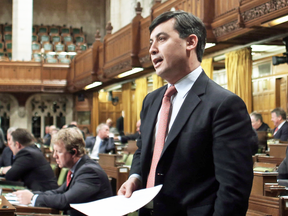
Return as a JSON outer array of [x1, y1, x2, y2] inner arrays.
[[7, 132, 12, 149], [9, 138, 19, 156], [53, 142, 73, 169], [98, 125, 110, 139], [250, 115, 261, 130], [149, 19, 188, 83], [271, 112, 281, 127]]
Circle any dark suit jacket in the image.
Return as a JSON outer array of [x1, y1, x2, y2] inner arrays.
[[116, 116, 124, 136], [130, 71, 254, 216], [0, 146, 13, 167], [120, 132, 140, 144], [273, 121, 288, 141], [85, 136, 115, 154], [257, 122, 270, 132], [5, 145, 58, 191], [34, 155, 112, 216]]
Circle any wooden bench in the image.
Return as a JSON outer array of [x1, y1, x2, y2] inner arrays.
[[248, 194, 288, 216]]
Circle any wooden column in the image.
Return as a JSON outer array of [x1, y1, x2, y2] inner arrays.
[[91, 91, 99, 136]]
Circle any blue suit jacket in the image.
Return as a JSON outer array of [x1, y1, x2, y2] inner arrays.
[[85, 136, 115, 154]]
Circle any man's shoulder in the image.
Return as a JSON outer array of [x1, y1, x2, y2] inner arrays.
[[85, 136, 96, 141]]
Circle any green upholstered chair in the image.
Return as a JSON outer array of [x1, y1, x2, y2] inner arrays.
[[46, 58, 58, 63], [51, 35, 61, 44], [67, 43, 76, 52], [43, 43, 53, 52], [63, 35, 73, 45], [59, 58, 71, 64], [57, 167, 69, 186], [55, 43, 65, 52], [40, 35, 50, 43]]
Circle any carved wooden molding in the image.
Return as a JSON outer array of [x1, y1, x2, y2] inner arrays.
[[213, 20, 239, 38], [104, 59, 131, 78], [139, 55, 151, 66], [0, 85, 42, 92], [242, 0, 288, 22], [213, 0, 288, 38]]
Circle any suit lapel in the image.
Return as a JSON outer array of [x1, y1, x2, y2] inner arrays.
[[162, 71, 208, 154], [65, 155, 87, 190], [142, 86, 167, 157]]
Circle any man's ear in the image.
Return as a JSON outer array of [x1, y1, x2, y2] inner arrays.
[[15, 141, 21, 149], [186, 34, 198, 51]]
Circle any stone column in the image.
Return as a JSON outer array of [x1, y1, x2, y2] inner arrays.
[[12, 0, 33, 61]]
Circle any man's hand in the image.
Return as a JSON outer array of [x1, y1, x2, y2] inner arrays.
[[2, 166, 11, 175], [118, 177, 141, 198], [13, 190, 34, 205]]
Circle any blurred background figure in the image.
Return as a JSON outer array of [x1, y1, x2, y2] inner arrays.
[[85, 123, 115, 160], [0, 127, 17, 171], [0, 128, 6, 155], [115, 120, 141, 144], [250, 112, 270, 132], [106, 118, 119, 136], [271, 108, 288, 141], [44, 125, 56, 146], [116, 111, 124, 136]]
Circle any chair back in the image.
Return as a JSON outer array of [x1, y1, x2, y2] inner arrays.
[[57, 167, 69, 186]]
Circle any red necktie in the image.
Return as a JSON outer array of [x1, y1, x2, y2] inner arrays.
[[66, 170, 72, 187], [146, 86, 177, 188], [274, 127, 279, 135]]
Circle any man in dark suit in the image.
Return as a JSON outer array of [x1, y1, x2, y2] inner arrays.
[[116, 111, 124, 136], [14, 127, 112, 216], [0, 127, 17, 169], [250, 112, 270, 131], [85, 123, 115, 159], [116, 120, 141, 143], [2, 128, 58, 191], [271, 108, 288, 141], [118, 11, 255, 216]]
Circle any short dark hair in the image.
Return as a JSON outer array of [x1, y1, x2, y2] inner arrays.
[[271, 107, 287, 120], [149, 10, 206, 62], [11, 128, 35, 146], [250, 112, 263, 123]]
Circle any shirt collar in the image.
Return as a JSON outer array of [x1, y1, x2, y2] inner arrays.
[[168, 66, 202, 98], [70, 157, 82, 174]]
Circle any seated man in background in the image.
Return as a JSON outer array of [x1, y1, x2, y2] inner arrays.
[[44, 125, 56, 146], [250, 112, 270, 131], [85, 123, 115, 159], [106, 118, 119, 135], [0, 127, 17, 170], [2, 128, 58, 191], [115, 120, 141, 144], [271, 108, 288, 141], [14, 127, 112, 216]]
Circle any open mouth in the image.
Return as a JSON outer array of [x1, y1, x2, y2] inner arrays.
[[153, 57, 163, 68]]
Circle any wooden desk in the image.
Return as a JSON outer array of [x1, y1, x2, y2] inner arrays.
[[264, 183, 287, 197], [0, 195, 15, 216], [248, 194, 288, 216], [14, 205, 59, 214], [98, 154, 129, 193], [251, 172, 278, 196], [269, 144, 288, 159]]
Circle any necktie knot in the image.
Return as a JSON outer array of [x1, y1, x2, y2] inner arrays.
[[164, 85, 177, 98]]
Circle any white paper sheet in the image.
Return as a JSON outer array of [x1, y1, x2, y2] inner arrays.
[[70, 184, 163, 216]]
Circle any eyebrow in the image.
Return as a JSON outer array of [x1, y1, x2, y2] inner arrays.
[[150, 32, 169, 43]]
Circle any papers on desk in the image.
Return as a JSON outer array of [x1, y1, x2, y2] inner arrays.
[[70, 184, 162, 216], [4, 193, 31, 207]]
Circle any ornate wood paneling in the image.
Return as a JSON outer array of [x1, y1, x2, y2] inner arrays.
[[214, 0, 239, 18], [253, 76, 278, 129], [103, 4, 142, 79], [139, 16, 152, 68], [0, 62, 67, 92], [212, 0, 288, 42]]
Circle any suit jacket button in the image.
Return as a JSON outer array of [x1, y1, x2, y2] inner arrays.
[[157, 173, 163, 176]]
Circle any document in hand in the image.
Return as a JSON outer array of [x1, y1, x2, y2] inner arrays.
[[70, 184, 163, 216]]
